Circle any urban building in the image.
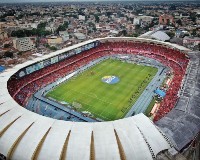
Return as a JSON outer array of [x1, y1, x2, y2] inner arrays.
[[159, 14, 174, 25], [74, 32, 86, 41], [183, 36, 200, 50], [13, 37, 35, 51], [59, 31, 70, 42], [47, 36, 63, 45]]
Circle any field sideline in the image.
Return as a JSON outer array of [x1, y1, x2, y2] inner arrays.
[[46, 59, 157, 121]]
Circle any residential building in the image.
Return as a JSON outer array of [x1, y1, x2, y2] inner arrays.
[[74, 33, 86, 40], [133, 17, 142, 25], [183, 36, 200, 46], [79, 15, 86, 21], [47, 36, 63, 45], [59, 31, 70, 42], [133, 16, 154, 26], [159, 14, 174, 25], [13, 37, 36, 51]]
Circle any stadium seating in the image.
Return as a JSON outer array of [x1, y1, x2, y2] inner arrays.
[[7, 41, 189, 121]]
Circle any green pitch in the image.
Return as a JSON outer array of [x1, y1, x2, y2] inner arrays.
[[46, 59, 157, 121]]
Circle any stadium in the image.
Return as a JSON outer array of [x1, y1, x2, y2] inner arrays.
[[0, 37, 200, 160]]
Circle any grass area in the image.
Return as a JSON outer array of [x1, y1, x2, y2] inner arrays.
[[46, 59, 157, 121], [145, 98, 156, 117]]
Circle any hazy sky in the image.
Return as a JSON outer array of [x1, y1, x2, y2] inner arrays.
[[0, 0, 195, 3]]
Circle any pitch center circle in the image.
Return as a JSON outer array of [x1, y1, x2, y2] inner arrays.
[[101, 75, 120, 84]]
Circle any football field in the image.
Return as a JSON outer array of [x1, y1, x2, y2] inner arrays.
[[46, 59, 157, 121]]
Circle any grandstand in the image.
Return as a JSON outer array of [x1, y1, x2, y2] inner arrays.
[[0, 37, 199, 160]]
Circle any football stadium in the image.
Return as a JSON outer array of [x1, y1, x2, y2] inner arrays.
[[0, 37, 200, 160], [46, 59, 158, 121]]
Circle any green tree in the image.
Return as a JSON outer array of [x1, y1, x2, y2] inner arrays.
[[37, 22, 51, 37], [49, 46, 57, 51], [16, 14, 24, 20], [11, 30, 26, 37], [106, 12, 112, 18], [166, 32, 175, 38], [190, 12, 197, 23], [57, 25, 66, 32], [132, 33, 139, 37], [94, 15, 100, 23], [122, 30, 127, 36], [4, 44, 10, 48], [192, 29, 197, 36], [56, 22, 69, 33], [17, 51, 23, 56], [4, 51, 13, 58], [135, 24, 140, 30], [37, 22, 47, 29], [176, 19, 182, 26]]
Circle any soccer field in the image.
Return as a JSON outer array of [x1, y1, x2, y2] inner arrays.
[[46, 59, 158, 121]]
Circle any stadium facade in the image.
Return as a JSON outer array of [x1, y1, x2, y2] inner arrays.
[[0, 37, 199, 160]]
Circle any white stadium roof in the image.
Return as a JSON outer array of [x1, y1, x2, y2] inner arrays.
[[151, 31, 170, 41], [139, 30, 170, 42], [0, 110, 171, 160], [0, 37, 192, 159]]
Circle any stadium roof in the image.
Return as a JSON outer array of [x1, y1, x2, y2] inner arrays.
[[139, 30, 170, 42], [0, 37, 197, 159], [0, 108, 171, 160], [156, 51, 200, 151]]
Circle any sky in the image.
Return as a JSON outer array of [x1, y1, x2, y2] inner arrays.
[[0, 0, 196, 3]]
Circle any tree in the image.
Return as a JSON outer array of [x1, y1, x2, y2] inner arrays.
[[44, 44, 57, 51], [169, 5, 176, 10], [49, 46, 57, 51], [4, 44, 10, 48], [106, 12, 112, 18], [135, 24, 140, 30], [190, 12, 197, 23], [63, 22, 68, 28], [132, 33, 139, 37], [176, 19, 182, 26], [4, 51, 13, 58], [166, 32, 175, 38], [93, 27, 97, 32], [17, 51, 23, 56], [57, 25, 66, 32], [37, 22, 47, 29], [192, 29, 197, 36], [122, 30, 127, 36], [94, 15, 100, 23], [56, 22, 69, 33], [16, 14, 24, 20], [88, 22, 95, 28], [135, 9, 143, 15], [11, 30, 26, 37]]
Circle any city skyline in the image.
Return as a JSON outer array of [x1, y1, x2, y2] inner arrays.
[[0, 0, 198, 3]]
